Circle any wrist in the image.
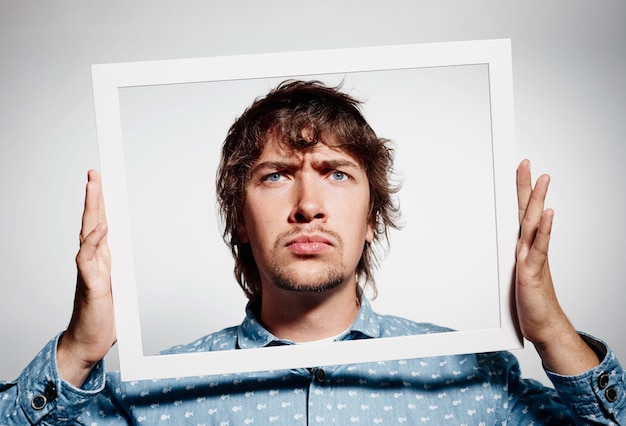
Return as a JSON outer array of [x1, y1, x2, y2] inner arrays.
[[56, 332, 100, 388], [534, 328, 601, 376]]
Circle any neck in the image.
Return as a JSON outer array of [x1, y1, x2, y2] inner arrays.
[[259, 282, 361, 343]]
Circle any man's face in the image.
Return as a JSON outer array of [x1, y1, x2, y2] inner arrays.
[[239, 137, 375, 295]]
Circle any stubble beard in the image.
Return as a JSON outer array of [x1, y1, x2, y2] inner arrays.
[[270, 262, 345, 293]]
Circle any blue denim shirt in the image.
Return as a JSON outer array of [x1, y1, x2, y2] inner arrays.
[[2, 299, 624, 425]]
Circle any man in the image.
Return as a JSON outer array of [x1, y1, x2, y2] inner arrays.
[[1, 80, 623, 424]]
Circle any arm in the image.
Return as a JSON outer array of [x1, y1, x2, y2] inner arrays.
[[515, 159, 599, 375], [57, 169, 116, 387], [0, 170, 117, 424], [515, 161, 626, 421]]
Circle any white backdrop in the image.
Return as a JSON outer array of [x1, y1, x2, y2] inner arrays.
[[1, 1, 624, 386]]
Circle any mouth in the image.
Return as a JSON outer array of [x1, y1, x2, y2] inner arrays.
[[285, 234, 334, 255]]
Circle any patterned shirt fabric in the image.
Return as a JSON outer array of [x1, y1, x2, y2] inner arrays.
[[1, 299, 624, 425]]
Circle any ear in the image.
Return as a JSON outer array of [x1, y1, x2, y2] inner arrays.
[[237, 221, 249, 244], [365, 219, 375, 244]]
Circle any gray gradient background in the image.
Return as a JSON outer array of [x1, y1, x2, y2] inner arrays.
[[1, 1, 624, 386]]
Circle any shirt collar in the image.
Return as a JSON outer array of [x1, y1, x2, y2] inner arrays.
[[236, 297, 382, 350]]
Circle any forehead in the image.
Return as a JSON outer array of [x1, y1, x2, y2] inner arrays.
[[256, 136, 365, 167]]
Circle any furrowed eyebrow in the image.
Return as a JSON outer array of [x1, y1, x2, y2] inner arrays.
[[250, 161, 298, 176], [313, 159, 361, 171]]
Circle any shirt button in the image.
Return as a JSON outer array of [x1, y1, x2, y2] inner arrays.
[[314, 368, 326, 383], [606, 387, 619, 403], [31, 395, 47, 410], [598, 373, 610, 390]]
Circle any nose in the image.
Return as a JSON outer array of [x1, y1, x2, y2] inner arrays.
[[289, 174, 326, 224]]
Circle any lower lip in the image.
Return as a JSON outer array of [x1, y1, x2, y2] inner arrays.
[[287, 242, 331, 255]]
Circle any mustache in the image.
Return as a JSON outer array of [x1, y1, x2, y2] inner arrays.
[[274, 226, 343, 249]]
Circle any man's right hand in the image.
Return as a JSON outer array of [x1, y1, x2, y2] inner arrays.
[[57, 170, 116, 388]]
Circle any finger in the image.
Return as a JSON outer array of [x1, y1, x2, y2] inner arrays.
[[76, 222, 109, 264], [80, 170, 106, 242], [519, 174, 550, 246], [90, 169, 107, 223], [516, 159, 533, 225], [524, 208, 554, 272]]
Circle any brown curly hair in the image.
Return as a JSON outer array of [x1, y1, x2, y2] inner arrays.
[[216, 80, 400, 303]]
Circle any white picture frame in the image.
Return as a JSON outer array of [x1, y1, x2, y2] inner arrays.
[[92, 39, 521, 381]]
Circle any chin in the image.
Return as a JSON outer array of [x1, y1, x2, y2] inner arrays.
[[271, 271, 346, 294]]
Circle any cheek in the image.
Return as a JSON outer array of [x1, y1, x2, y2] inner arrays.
[[241, 214, 278, 254], [347, 191, 374, 242], [338, 205, 374, 246]]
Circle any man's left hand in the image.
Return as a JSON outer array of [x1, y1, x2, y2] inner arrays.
[[515, 159, 599, 375]]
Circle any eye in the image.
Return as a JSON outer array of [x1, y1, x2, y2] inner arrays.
[[330, 171, 348, 181], [265, 172, 285, 182]]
